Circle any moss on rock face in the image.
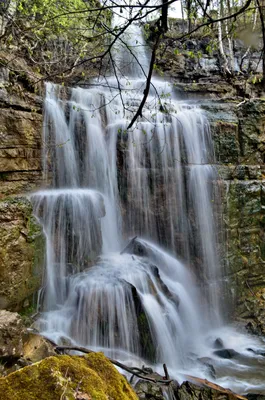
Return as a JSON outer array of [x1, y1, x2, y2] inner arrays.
[[0, 196, 44, 310], [0, 353, 138, 400]]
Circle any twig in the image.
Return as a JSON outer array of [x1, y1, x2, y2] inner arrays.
[[127, 32, 161, 130]]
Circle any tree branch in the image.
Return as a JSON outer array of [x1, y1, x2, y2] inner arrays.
[[55, 345, 172, 384], [127, 32, 161, 129]]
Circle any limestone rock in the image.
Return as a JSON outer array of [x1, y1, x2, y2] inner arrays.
[[0, 311, 25, 360], [0, 353, 138, 400], [135, 379, 165, 399], [22, 333, 57, 363], [0, 108, 43, 197], [0, 196, 44, 310], [177, 378, 246, 400], [135, 376, 246, 400]]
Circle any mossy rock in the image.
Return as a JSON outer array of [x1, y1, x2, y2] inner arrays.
[[0, 196, 45, 310], [0, 352, 138, 400]]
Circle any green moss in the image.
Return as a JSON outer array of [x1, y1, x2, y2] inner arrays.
[[0, 353, 138, 400], [0, 196, 44, 310]]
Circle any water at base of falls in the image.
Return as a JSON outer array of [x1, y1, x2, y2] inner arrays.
[[30, 18, 265, 397]]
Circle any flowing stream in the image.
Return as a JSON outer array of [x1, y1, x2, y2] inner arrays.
[[30, 10, 265, 397]]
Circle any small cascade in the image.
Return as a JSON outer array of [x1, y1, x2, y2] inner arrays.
[[31, 188, 105, 309], [29, 9, 265, 397]]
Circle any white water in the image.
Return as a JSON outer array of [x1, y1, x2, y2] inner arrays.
[[30, 10, 265, 397]]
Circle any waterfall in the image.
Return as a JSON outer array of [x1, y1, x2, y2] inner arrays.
[[29, 11, 243, 391]]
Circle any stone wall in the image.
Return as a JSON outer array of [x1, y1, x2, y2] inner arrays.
[[202, 100, 265, 331], [0, 55, 44, 311]]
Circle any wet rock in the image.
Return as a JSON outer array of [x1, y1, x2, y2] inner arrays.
[[213, 348, 239, 359], [247, 394, 265, 400], [134, 374, 178, 400], [197, 357, 216, 379], [0, 311, 25, 360], [135, 379, 165, 400], [0, 353, 138, 400], [247, 348, 265, 357], [130, 284, 156, 362], [121, 237, 149, 257], [150, 264, 180, 308], [176, 379, 246, 400], [135, 376, 246, 400], [213, 338, 224, 349]]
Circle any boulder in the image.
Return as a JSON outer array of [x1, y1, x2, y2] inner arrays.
[[0, 353, 138, 400], [177, 378, 247, 400], [0, 311, 25, 360], [213, 349, 239, 359], [22, 333, 57, 363]]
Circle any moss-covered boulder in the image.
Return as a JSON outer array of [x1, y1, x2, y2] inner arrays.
[[0, 353, 138, 400]]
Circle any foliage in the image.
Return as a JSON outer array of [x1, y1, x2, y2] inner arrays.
[[2, 0, 109, 78], [16, 0, 108, 40]]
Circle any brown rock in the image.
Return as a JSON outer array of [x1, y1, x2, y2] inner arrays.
[[22, 333, 56, 363], [0, 310, 25, 360]]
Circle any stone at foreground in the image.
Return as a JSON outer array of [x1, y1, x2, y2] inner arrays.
[[0, 311, 25, 360], [0, 353, 138, 400], [135, 374, 247, 400], [181, 376, 247, 400], [22, 332, 57, 363]]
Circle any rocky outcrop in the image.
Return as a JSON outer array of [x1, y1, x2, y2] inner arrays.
[[0, 54, 43, 197], [135, 375, 247, 400], [152, 20, 264, 100], [0, 196, 44, 310], [0, 353, 138, 400], [0, 311, 25, 360], [201, 99, 265, 329], [22, 333, 57, 364], [0, 54, 44, 311]]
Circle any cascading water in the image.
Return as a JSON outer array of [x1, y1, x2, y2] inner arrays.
[[30, 8, 265, 396]]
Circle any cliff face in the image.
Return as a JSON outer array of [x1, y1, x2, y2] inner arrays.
[[0, 55, 44, 310], [204, 100, 265, 330]]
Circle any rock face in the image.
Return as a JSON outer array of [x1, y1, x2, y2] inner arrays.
[[0, 196, 44, 310], [0, 54, 44, 311], [204, 99, 265, 330], [0, 311, 25, 360], [0, 353, 138, 400]]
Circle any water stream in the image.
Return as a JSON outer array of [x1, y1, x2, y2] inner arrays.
[[30, 11, 265, 397]]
